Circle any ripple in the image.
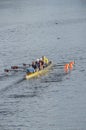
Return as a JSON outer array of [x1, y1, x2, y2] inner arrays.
[[55, 17, 86, 26], [0, 110, 13, 116], [9, 92, 37, 99], [80, 69, 85, 72]]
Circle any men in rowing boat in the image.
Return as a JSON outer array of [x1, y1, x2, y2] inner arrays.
[[35, 56, 49, 69], [35, 58, 44, 70], [27, 56, 49, 74]]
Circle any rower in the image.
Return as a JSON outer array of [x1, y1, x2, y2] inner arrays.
[[42, 56, 49, 67], [26, 67, 35, 74], [32, 61, 37, 70], [39, 58, 44, 70]]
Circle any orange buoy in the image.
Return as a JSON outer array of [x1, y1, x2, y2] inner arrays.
[[69, 61, 75, 70], [69, 61, 75, 65], [64, 63, 69, 73], [69, 63, 73, 70]]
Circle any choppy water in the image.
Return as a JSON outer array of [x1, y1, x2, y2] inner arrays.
[[0, 0, 86, 130]]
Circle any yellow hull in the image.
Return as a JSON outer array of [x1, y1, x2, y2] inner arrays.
[[25, 61, 52, 79]]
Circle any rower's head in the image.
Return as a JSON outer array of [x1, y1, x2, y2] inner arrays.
[[32, 61, 35, 65], [36, 59, 39, 63]]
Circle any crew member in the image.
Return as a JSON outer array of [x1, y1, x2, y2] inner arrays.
[[42, 56, 49, 65]]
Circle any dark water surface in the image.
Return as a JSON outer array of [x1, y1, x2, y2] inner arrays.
[[0, 0, 86, 130]]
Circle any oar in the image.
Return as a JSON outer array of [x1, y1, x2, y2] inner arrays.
[[23, 63, 31, 66], [11, 65, 25, 69], [0, 73, 7, 78], [4, 69, 26, 72], [11, 64, 31, 69], [11, 66, 19, 69], [4, 69, 19, 72], [4, 69, 12, 72]]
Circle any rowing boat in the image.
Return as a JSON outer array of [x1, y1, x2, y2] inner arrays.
[[25, 61, 52, 79]]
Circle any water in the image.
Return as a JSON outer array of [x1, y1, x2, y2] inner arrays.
[[0, 0, 86, 130]]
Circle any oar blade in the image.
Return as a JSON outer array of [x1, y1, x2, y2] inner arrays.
[[11, 66, 18, 69]]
